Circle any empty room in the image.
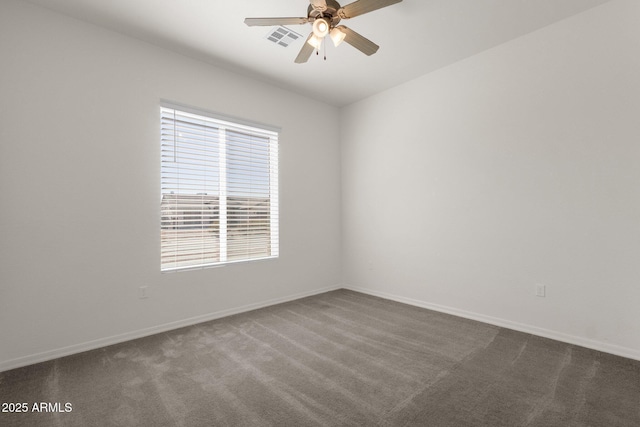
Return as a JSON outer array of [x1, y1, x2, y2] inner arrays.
[[1, 0, 639, 426]]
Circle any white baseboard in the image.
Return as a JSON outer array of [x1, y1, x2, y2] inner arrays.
[[344, 285, 640, 362], [4, 284, 637, 372], [0, 285, 341, 373]]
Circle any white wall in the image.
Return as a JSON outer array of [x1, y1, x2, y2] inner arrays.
[[0, 0, 342, 370], [341, 0, 640, 359]]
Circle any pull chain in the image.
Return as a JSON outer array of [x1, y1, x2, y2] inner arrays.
[[324, 37, 327, 60]]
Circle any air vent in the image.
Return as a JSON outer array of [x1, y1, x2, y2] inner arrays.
[[266, 26, 302, 48]]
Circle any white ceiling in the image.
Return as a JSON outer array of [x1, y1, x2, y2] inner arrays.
[[24, 0, 611, 106]]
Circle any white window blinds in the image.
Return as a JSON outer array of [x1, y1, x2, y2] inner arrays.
[[160, 106, 279, 271]]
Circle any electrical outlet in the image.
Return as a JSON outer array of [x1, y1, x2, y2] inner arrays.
[[139, 286, 149, 299], [536, 284, 546, 297]]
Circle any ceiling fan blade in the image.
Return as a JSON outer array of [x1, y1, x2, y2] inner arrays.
[[338, 0, 402, 19], [337, 26, 379, 56], [295, 34, 316, 63], [244, 17, 310, 27]]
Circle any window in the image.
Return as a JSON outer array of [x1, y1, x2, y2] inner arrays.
[[160, 104, 279, 271]]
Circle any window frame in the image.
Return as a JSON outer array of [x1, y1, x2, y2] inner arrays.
[[160, 101, 279, 272]]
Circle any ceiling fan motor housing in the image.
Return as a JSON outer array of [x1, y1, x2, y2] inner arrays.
[[307, 0, 342, 27]]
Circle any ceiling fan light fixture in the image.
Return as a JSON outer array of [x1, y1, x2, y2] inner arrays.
[[330, 27, 346, 47], [312, 18, 330, 38], [307, 34, 323, 49]]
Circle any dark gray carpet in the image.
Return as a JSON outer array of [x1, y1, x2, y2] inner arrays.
[[1, 289, 639, 426]]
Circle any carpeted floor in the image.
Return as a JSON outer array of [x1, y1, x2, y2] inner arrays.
[[1, 289, 639, 426]]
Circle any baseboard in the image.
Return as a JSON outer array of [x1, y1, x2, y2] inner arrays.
[[5, 283, 636, 372], [0, 285, 341, 373], [344, 285, 640, 362]]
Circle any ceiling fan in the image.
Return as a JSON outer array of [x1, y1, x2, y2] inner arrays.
[[244, 0, 403, 63]]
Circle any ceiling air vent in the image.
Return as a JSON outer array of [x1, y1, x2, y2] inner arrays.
[[266, 26, 302, 48]]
